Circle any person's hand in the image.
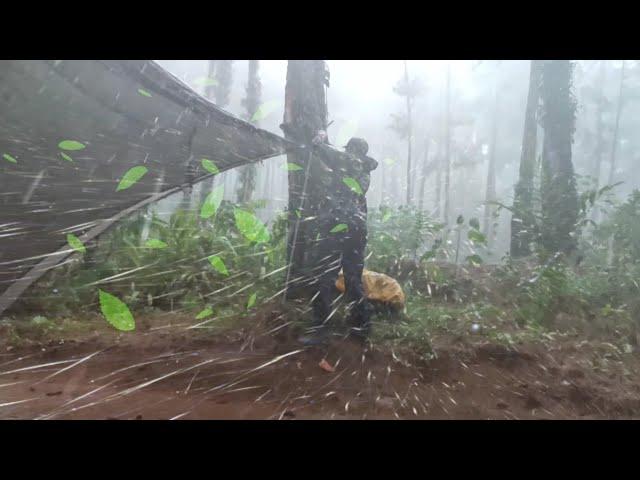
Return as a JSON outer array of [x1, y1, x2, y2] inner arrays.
[[312, 130, 327, 145]]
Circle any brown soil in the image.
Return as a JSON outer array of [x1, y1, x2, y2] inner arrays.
[[2, 308, 640, 421]]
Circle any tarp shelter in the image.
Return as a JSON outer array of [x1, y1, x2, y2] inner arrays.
[[0, 60, 292, 315]]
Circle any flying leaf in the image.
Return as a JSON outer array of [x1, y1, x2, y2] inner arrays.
[[138, 88, 152, 98], [60, 152, 73, 162], [295, 210, 301, 218], [116, 166, 148, 191], [99, 289, 135, 331], [196, 307, 213, 320], [466, 254, 484, 266], [145, 239, 168, 249], [247, 292, 257, 310], [208, 255, 229, 276], [330, 223, 348, 233], [383, 158, 396, 166], [282, 162, 303, 171], [3, 153, 17, 164], [468, 230, 487, 245], [251, 100, 279, 122], [343, 177, 363, 195], [201, 158, 219, 175], [193, 76, 218, 87], [58, 140, 85, 151], [234, 208, 270, 244], [66, 233, 86, 254], [200, 185, 224, 219], [469, 217, 480, 230]]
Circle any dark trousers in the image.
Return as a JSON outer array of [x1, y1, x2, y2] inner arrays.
[[308, 215, 369, 330]]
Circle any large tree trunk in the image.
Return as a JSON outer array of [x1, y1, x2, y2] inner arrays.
[[443, 64, 451, 225], [607, 60, 625, 187], [540, 60, 579, 255], [511, 60, 542, 257], [281, 60, 329, 299], [237, 60, 261, 204]]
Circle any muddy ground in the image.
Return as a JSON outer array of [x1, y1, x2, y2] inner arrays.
[[2, 307, 640, 420]]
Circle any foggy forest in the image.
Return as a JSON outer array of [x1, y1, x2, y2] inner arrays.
[[1, 59, 639, 420]]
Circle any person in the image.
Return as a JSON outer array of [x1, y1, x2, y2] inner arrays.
[[299, 134, 378, 346]]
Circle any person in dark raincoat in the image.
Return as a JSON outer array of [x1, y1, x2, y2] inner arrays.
[[300, 134, 378, 345]]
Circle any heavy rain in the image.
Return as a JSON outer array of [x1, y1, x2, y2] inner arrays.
[[1, 60, 640, 420]]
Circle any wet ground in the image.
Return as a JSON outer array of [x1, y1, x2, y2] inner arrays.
[[2, 318, 639, 420]]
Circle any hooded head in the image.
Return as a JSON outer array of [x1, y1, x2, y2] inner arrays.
[[344, 137, 369, 157]]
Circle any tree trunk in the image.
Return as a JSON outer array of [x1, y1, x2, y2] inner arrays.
[[418, 137, 431, 212], [540, 60, 579, 255], [237, 60, 261, 204], [198, 60, 219, 208], [443, 64, 451, 225], [511, 60, 542, 257], [607, 60, 625, 187], [404, 61, 413, 205], [483, 78, 499, 241], [281, 60, 329, 298], [591, 60, 606, 223]]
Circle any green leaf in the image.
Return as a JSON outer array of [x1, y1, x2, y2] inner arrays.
[[469, 217, 480, 230], [234, 208, 270, 244], [466, 254, 484, 266], [382, 211, 392, 222], [295, 210, 301, 218], [195, 307, 213, 320], [208, 255, 229, 276], [116, 166, 148, 191], [468, 229, 487, 245], [201, 158, 219, 175], [3, 153, 17, 164], [66, 233, 86, 254], [138, 88, 152, 97], [60, 152, 73, 162], [383, 158, 396, 166], [200, 185, 224, 219], [456, 215, 465, 225], [58, 140, 85, 151], [99, 289, 135, 331], [343, 177, 364, 195], [251, 100, 279, 122], [193, 76, 218, 87], [282, 162, 303, 171], [330, 223, 348, 233], [247, 292, 257, 310], [145, 239, 168, 249]]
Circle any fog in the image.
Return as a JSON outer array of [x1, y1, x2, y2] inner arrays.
[[152, 60, 639, 260]]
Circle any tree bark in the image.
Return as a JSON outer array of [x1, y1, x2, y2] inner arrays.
[[483, 77, 499, 241], [281, 60, 329, 298], [511, 60, 542, 257], [404, 61, 413, 205], [237, 60, 261, 204], [418, 137, 431, 212], [540, 60, 579, 255], [607, 60, 625, 187]]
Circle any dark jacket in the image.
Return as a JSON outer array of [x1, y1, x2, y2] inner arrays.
[[311, 143, 378, 225]]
